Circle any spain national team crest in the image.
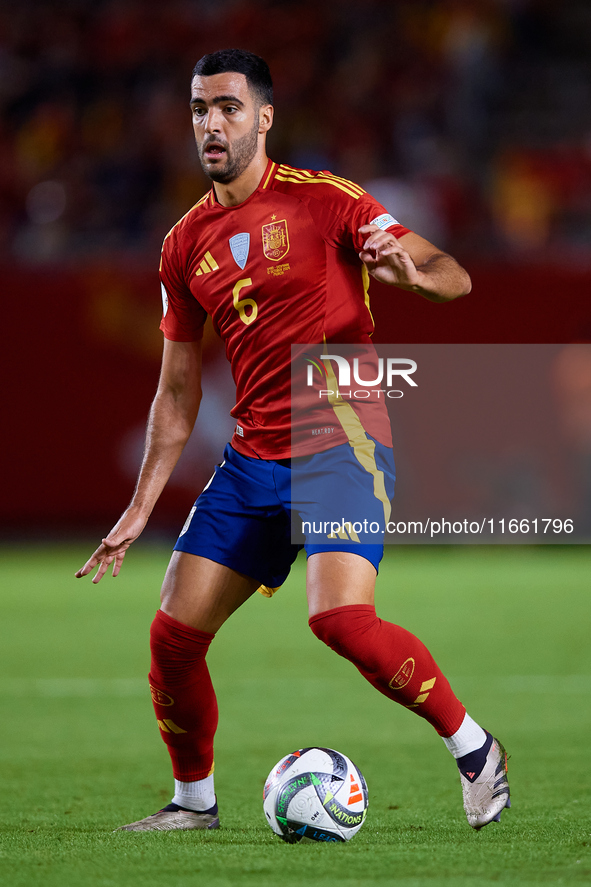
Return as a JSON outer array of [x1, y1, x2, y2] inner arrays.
[[262, 218, 289, 261]]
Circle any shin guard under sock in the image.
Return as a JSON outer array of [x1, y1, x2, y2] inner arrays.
[[309, 604, 465, 736], [149, 609, 218, 781]]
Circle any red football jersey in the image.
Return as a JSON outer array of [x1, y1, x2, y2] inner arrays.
[[159, 160, 410, 458]]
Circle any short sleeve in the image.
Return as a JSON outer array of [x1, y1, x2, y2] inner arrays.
[[159, 229, 207, 342], [304, 180, 411, 254], [341, 191, 411, 252]]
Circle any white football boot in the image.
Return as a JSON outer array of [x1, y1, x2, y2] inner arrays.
[[116, 802, 219, 831], [458, 733, 511, 830]]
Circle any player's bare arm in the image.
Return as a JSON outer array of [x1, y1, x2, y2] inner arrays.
[[358, 224, 471, 302], [75, 339, 203, 584]]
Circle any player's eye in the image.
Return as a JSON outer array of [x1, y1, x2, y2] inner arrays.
[[192, 106, 206, 117]]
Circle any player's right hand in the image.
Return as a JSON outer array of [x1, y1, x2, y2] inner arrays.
[[75, 506, 149, 584]]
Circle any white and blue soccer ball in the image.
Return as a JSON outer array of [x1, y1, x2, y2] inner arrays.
[[263, 746, 368, 843]]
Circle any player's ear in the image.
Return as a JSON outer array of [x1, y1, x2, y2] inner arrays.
[[258, 104, 273, 133]]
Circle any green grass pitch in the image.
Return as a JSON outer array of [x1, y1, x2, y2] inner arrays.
[[1, 544, 590, 886]]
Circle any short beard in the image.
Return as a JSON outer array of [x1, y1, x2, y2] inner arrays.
[[200, 114, 260, 184]]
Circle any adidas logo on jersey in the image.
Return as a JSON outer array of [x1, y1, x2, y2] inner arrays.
[[195, 251, 219, 276]]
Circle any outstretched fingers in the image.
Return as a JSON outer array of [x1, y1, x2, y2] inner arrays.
[[75, 507, 149, 584], [90, 549, 115, 584], [111, 548, 127, 578], [75, 537, 130, 583]]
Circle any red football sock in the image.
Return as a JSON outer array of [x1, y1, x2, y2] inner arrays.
[[148, 609, 218, 781], [309, 604, 465, 736]]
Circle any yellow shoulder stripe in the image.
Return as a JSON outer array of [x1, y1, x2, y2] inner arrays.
[[277, 165, 365, 197], [275, 173, 362, 200], [279, 164, 365, 194]]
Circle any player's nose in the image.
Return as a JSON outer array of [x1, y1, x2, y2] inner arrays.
[[204, 107, 224, 133]]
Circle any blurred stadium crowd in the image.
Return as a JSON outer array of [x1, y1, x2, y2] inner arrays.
[[1, 0, 591, 264]]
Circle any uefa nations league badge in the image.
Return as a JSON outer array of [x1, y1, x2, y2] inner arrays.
[[229, 233, 250, 270]]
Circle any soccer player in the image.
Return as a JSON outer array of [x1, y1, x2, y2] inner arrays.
[[76, 49, 510, 832]]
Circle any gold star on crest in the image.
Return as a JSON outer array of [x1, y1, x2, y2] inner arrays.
[[271, 214, 277, 220]]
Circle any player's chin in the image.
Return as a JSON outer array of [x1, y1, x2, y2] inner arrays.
[[202, 157, 224, 174], [201, 154, 227, 174], [208, 167, 237, 184]]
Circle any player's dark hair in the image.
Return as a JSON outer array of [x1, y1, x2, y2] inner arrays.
[[192, 49, 273, 107]]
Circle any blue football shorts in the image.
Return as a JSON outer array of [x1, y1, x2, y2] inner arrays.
[[174, 439, 395, 593]]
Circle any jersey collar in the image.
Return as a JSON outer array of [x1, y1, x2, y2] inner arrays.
[[209, 158, 277, 209]]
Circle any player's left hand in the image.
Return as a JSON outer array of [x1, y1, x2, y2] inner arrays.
[[75, 505, 149, 584], [358, 224, 423, 289]]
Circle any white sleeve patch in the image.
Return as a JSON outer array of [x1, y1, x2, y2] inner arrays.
[[161, 282, 169, 317], [370, 213, 400, 230]]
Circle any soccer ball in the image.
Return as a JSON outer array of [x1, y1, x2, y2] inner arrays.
[[263, 746, 368, 843]]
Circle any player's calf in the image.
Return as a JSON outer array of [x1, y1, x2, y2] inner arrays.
[[308, 604, 465, 735], [149, 608, 218, 781]]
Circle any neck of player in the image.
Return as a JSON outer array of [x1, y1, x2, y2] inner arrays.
[[213, 150, 270, 207]]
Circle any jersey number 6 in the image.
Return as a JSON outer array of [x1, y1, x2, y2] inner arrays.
[[233, 278, 258, 326]]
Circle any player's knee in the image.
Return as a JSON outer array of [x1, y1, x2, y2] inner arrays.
[[150, 609, 214, 683], [308, 605, 380, 666]]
